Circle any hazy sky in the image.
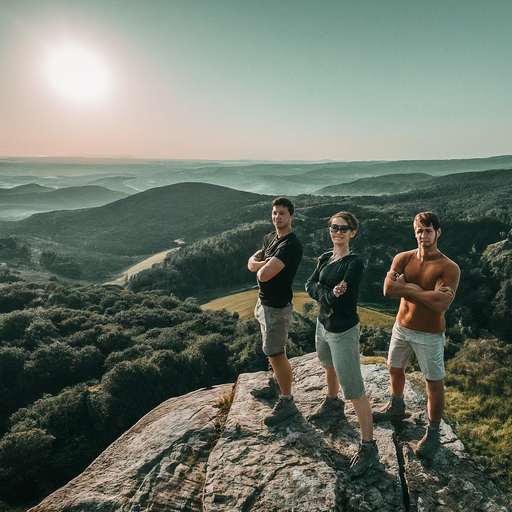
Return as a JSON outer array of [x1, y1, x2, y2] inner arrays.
[[1, 0, 511, 161]]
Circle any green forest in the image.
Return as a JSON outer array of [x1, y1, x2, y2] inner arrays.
[[0, 278, 315, 508], [1, 169, 512, 509]]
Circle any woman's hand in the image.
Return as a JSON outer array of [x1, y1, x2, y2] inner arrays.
[[333, 280, 347, 297]]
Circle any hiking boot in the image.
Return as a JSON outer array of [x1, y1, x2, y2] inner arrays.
[[251, 377, 280, 399], [372, 396, 407, 422], [308, 396, 345, 422], [414, 425, 441, 459], [349, 440, 380, 478], [264, 396, 300, 426]]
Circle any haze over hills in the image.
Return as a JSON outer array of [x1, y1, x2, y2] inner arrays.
[[315, 173, 433, 195], [0, 185, 129, 221], [1, 155, 511, 199]]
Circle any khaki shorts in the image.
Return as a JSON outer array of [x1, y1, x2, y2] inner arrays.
[[254, 299, 293, 357], [388, 321, 446, 381]]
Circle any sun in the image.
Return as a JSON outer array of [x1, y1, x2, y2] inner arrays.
[[45, 43, 111, 103]]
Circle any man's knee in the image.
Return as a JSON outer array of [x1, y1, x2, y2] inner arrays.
[[425, 379, 444, 391], [267, 351, 285, 358], [388, 365, 405, 376]]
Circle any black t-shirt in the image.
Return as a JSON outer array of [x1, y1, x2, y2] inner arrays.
[[257, 231, 303, 308], [305, 251, 364, 333]]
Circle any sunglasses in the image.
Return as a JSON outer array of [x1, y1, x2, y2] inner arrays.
[[329, 224, 350, 234]]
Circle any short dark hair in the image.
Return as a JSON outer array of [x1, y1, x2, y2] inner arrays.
[[272, 196, 295, 215], [329, 211, 359, 232], [414, 212, 440, 231]]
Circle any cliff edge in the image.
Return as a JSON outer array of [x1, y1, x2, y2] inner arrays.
[[29, 353, 511, 512]]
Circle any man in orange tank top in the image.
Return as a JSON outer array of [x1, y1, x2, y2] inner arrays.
[[373, 212, 460, 460]]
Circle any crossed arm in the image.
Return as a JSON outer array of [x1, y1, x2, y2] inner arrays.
[[383, 254, 460, 313], [247, 249, 285, 282], [306, 257, 360, 305]]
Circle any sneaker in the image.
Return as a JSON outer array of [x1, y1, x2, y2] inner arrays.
[[251, 377, 280, 399], [372, 396, 407, 422], [349, 441, 380, 478], [414, 426, 441, 459], [264, 396, 300, 426], [308, 396, 345, 422]]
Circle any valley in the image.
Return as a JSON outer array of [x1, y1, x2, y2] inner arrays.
[[0, 157, 512, 509]]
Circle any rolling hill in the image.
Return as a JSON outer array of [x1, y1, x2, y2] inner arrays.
[[1, 182, 269, 256], [315, 172, 433, 195], [316, 168, 512, 219], [0, 185, 130, 221]]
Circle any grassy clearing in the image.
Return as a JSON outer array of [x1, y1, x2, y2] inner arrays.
[[201, 289, 394, 328]]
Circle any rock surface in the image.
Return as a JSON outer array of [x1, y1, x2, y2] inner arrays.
[[29, 353, 511, 512]]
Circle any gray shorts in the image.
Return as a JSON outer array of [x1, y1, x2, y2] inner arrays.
[[254, 299, 293, 358], [388, 321, 446, 381], [316, 321, 366, 400]]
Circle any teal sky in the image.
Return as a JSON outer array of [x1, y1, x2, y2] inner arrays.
[[1, 0, 511, 160]]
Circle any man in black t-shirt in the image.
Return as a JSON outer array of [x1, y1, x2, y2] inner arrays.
[[248, 197, 303, 426]]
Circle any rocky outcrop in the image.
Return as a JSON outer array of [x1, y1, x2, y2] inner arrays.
[[29, 353, 511, 512]]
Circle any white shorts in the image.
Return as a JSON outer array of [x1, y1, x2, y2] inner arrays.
[[388, 321, 446, 381]]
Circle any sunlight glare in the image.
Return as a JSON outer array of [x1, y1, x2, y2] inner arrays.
[[45, 43, 110, 103]]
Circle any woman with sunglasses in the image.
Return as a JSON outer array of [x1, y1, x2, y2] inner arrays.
[[305, 212, 378, 478]]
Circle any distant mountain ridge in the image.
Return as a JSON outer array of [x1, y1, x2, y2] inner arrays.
[[316, 167, 512, 196], [1, 155, 511, 196], [315, 173, 433, 195], [0, 184, 53, 194]]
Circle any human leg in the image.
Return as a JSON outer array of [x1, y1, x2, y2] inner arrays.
[[326, 324, 365, 401], [409, 332, 445, 421], [264, 354, 300, 426], [268, 353, 292, 396], [386, 322, 414, 398], [349, 393, 380, 479], [426, 378, 444, 422], [389, 366, 406, 398], [373, 323, 412, 421], [351, 394, 373, 442], [254, 301, 299, 426], [404, 330, 446, 458], [254, 301, 293, 396], [325, 365, 340, 397], [413, 378, 444, 458], [308, 321, 344, 421]]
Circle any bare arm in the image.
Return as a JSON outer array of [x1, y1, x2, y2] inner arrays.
[[248, 250, 268, 272], [257, 256, 285, 282], [384, 254, 460, 313], [383, 253, 410, 298], [392, 274, 458, 313]]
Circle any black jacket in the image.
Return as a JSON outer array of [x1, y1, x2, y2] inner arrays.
[[306, 251, 364, 333]]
